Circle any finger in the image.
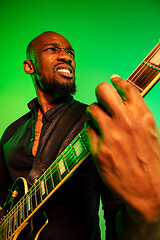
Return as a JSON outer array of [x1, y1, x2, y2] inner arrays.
[[111, 75, 151, 115], [95, 81, 125, 117], [85, 120, 99, 157], [110, 74, 146, 105], [86, 103, 111, 137]]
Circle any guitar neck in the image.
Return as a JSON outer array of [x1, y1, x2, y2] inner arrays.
[[1, 42, 160, 240], [0, 129, 90, 239], [127, 42, 160, 96]]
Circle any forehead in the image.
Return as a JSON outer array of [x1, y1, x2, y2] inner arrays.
[[32, 32, 73, 52]]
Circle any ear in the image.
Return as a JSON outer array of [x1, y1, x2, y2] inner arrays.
[[23, 60, 35, 74]]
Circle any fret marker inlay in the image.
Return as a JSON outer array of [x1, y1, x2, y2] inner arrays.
[[28, 195, 31, 211], [58, 159, 66, 175], [41, 180, 46, 195], [73, 140, 83, 157]]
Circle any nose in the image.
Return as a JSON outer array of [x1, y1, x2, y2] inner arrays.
[[57, 49, 72, 64]]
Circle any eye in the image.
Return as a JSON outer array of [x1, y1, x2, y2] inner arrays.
[[68, 51, 75, 58], [47, 47, 57, 51], [43, 47, 58, 52]]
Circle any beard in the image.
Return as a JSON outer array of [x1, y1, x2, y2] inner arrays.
[[38, 74, 77, 97]]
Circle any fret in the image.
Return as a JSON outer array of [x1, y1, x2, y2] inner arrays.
[[18, 201, 23, 226], [63, 145, 73, 159], [56, 155, 69, 179], [13, 205, 18, 233], [70, 143, 78, 162], [46, 168, 54, 194], [27, 194, 32, 212], [62, 154, 70, 173], [149, 48, 160, 66], [80, 131, 89, 150], [142, 42, 160, 64], [12, 206, 17, 235], [40, 175, 48, 199], [128, 65, 160, 91], [143, 61, 160, 71], [20, 199, 24, 224], [17, 202, 21, 228], [35, 180, 42, 206], [79, 131, 89, 153], [24, 198, 28, 221], [12, 209, 15, 235], [44, 175, 49, 196], [51, 166, 61, 187], [8, 212, 12, 238], [58, 158, 66, 175], [73, 139, 84, 158], [65, 148, 77, 171], [72, 133, 89, 161], [26, 193, 32, 217], [31, 186, 37, 212], [127, 42, 160, 96]]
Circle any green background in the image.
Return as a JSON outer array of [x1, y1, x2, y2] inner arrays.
[[0, 0, 160, 238]]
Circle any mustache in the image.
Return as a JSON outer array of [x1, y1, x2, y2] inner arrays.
[[54, 62, 75, 73]]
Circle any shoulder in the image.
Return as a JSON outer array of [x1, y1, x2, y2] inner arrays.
[[74, 100, 88, 109], [72, 100, 88, 119], [1, 111, 32, 144]]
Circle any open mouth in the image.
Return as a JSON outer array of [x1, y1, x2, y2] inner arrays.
[[57, 68, 72, 74], [56, 65, 74, 78]]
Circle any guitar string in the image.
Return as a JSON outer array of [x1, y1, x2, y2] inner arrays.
[[129, 61, 159, 87], [0, 141, 86, 232], [128, 61, 157, 88], [128, 44, 160, 85], [0, 131, 88, 233], [0, 140, 87, 237], [129, 43, 160, 83], [0, 131, 87, 232], [132, 47, 160, 85]]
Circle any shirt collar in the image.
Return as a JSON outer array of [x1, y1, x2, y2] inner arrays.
[[28, 98, 39, 114], [27, 96, 75, 122]]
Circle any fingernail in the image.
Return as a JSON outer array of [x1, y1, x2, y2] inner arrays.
[[110, 74, 120, 80]]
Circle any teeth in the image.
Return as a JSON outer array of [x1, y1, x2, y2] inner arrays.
[[58, 68, 71, 73]]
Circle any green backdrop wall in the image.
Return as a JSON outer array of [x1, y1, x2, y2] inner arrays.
[[1, 0, 160, 238]]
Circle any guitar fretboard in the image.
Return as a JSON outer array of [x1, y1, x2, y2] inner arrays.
[[0, 129, 90, 239], [0, 42, 160, 240], [127, 42, 160, 96]]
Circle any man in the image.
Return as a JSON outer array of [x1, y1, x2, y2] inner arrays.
[[1, 31, 159, 240], [0, 31, 121, 239], [86, 75, 160, 239]]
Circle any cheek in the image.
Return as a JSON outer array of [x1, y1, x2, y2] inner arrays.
[[39, 61, 54, 75], [72, 60, 76, 71]]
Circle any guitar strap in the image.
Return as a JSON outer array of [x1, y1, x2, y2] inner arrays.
[[27, 100, 87, 185]]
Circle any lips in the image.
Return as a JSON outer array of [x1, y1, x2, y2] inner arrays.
[[56, 64, 74, 78]]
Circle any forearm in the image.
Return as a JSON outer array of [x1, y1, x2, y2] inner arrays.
[[116, 207, 160, 240]]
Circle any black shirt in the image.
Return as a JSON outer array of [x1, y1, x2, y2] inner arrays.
[[0, 97, 121, 240]]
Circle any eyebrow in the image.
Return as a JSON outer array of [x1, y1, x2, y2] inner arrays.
[[43, 43, 74, 51]]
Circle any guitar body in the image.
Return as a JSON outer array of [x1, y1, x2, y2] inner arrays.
[[0, 178, 48, 240]]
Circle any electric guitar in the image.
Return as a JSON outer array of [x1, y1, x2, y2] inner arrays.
[[0, 42, 160, 240]]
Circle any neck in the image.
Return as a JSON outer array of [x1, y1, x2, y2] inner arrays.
[[34, 79, 70, 114]]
